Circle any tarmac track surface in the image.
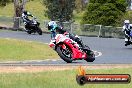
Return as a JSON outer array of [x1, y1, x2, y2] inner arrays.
[[0, 30, 132, 65]]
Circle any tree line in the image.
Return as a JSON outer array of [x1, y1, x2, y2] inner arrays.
[[0, 0, 129, 28]]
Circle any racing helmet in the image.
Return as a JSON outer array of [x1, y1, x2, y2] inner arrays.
[[124, 20, 130, 26], [23, 10, 28, 15], [124, 20, 130, 24]]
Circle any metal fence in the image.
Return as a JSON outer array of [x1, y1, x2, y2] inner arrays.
[[44, 20, 124, 38], [0, 16, 124, 38], [0, 16, 14, 27]]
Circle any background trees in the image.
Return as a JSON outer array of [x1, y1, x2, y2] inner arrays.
[[81, 0, 127, 26], [0, 0, 11, 6], [43, 0, 75, 22], [0, 0, 130, 27], [75, 0, 88, 12], [13, 0, 27, 29]]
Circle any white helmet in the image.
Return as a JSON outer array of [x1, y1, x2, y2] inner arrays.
[[124, 20, 130, 24]]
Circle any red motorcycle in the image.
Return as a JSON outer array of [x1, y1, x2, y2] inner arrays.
[[49, 33, 95, 63]]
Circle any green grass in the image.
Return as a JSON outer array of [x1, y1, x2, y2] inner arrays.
[[0, 38, 58, 61], [0, 67, 131, 88]]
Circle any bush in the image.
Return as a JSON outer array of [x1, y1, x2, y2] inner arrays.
[[81, 0, 127, 26]]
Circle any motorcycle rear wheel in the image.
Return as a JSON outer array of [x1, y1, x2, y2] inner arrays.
[[84, 49, 95, 62]]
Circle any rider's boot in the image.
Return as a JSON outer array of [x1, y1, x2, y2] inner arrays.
[[24, 28, 28, 32], [125, 41, 130, 46], [125, 37, 130, 46], [51, 39, 56, 44]]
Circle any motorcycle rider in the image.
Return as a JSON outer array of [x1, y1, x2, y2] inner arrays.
[[48, 20, 58, 40], [122, 20, 132, 46], [48, 20, 85, 48], [22, 10, 34, 31]]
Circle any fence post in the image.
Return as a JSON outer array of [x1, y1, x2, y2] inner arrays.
[[70, 20, 75, 33], [70, 23, 73, 33], [13, 17, 21, 30], [80, 24, 82, 35], [98, 25, 102, 37]]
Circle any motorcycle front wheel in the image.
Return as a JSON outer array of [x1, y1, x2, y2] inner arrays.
[[36, 27, 42, 35], [56, 45, 73, 63], [27, 30, 32, 34]]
